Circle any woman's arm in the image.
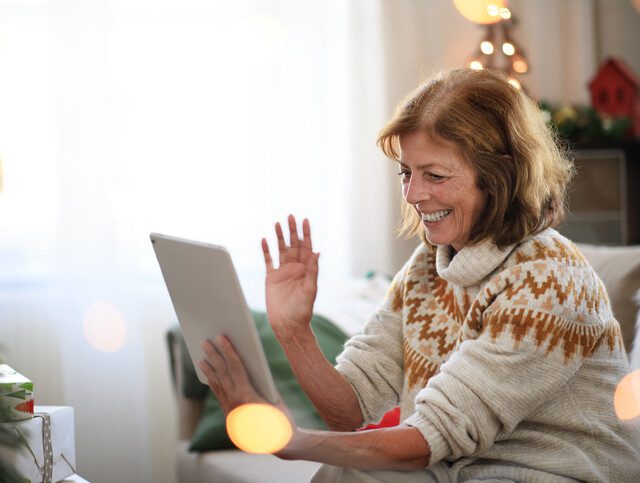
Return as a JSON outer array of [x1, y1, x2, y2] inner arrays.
[[275, 325, 364, 431], [261, 216, 365, 430], [199, 335, 430, 470], [280, 424, 430, 470]]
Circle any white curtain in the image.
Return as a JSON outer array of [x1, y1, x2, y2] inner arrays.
[[1, 0, 357, 481]]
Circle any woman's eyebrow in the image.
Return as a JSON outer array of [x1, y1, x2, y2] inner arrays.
[[399, 162, 442, 170]]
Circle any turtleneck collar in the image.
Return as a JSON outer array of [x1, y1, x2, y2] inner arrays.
[[435, 238, 517, 287]]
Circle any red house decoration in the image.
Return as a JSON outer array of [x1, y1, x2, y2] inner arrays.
[[588, 57, 640, 138]]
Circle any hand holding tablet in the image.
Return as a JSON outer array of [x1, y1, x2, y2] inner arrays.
[[151, 232, 280, 403], [151, 217, 316, 454]]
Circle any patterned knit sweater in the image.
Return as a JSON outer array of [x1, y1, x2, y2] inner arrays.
[[336, 229, 640, 482]]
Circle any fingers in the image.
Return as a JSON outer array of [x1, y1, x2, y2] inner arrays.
[[261, 238, 274, 272], [198, 359, 222, 394], [201, 339, 228, 376], [300, 218, 312, 260], [288, 215, 300, 261], [271, 216, 309, 266], [201, 337, 254, 394], [218, 336, 249, 382], [275, 222, 287, 265]]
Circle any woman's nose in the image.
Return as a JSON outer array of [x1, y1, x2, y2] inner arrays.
[[403, 178, 431, 206]]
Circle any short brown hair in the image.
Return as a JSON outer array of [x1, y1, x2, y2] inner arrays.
[[377, 69, 574, 249]]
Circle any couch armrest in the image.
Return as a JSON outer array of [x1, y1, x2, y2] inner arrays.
[[168, 331, 205, 441]]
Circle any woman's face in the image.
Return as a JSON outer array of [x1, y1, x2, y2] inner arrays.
[[399, 132, 487, 252]]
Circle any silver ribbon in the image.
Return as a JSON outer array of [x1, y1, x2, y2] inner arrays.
[[12, 411, 76, 483]]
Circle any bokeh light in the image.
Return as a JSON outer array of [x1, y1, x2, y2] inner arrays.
[[82, 301, 127, 352], [502, 42, 515, 56], [513, 59, 528, 73], [499, 7, 512, 19], [469, 61, 484, 71], [226, 403, 292, 454], [480, 41, 494, 55], [615, 369, 640, 420], [452, 0, 507, 24]]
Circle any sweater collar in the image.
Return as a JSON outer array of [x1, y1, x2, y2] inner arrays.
[[435, 239, 517, 287]]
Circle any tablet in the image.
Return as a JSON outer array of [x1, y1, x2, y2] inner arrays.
[[150, 233, 280, 404]]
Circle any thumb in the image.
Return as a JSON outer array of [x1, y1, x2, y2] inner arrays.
[[306, 252, 319, 280]]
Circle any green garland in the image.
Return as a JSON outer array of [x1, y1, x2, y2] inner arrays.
[[539, 101, 632, 143]]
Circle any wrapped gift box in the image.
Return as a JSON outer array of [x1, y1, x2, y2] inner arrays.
[[0, 405, 76, 483], [0, 364, 34, 421]]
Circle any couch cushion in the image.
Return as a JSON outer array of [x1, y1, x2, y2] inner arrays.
[[189, 310, 348, 451], [177, 441, 322, 483], [577, 244, 640, 353]]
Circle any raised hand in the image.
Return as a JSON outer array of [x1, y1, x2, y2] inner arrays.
[[261, 215, 320, 338]]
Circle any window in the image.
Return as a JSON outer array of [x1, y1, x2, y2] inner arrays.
[[0, 0, 353, 289]]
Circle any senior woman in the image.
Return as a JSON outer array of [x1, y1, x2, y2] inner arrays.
[[198, 69, 640, 482]]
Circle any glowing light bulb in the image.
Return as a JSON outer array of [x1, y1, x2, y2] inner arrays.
[[614, 370, 640, 420], [502, 42, 515, 56], [480, 41, 494, 55], [469, 61, 484, 71], [513, 59, 528, 73], [499, 7, 512, 19], [452, 0, 506, 24], [226, 403, 292, 454], [507, 78, 521, 90]]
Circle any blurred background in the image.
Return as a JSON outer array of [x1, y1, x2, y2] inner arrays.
[[1, 0, 639, 481]]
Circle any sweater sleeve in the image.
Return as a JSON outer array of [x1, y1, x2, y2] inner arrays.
[[404, 260, 605, 466], [334, 257, 413, 425]]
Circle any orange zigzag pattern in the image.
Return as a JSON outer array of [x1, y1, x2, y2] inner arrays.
[[401, 247, 469, 387], [514, 238, 587, 266], [403, 340, 441, 389], [484, 307, 622, 362], [503, 271, 608, 313]]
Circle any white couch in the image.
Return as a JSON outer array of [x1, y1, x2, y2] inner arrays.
[[168, 244, 640, 483]]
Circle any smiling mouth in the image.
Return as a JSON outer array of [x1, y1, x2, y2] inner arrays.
[[421, 210, 452, 223]]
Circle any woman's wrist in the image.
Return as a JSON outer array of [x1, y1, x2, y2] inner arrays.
[[272, 322, 316, 348]]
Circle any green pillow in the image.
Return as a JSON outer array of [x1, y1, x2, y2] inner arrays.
[[189, 310, 348, 451]]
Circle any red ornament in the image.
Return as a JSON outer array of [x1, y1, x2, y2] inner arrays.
[[588, 57, 640, 138]]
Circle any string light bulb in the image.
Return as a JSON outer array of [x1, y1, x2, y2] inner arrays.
[[499, 7, 512, 19], [480, 40, 494, 55], [502, 42, 515, 56]]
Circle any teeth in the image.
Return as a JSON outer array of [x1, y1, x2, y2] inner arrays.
[[422, 210, 452, 222]]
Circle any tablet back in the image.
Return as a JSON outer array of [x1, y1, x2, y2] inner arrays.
[[151, 233, 280, 403]]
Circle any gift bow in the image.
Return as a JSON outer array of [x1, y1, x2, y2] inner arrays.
[[13, 411, 76, 483]]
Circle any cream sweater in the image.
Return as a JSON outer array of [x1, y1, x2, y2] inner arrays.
[[336, 229, 640, 482]]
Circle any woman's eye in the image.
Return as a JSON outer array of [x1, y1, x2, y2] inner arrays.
[[427, 173, 445, 181], [397, 171, 411, 181]]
